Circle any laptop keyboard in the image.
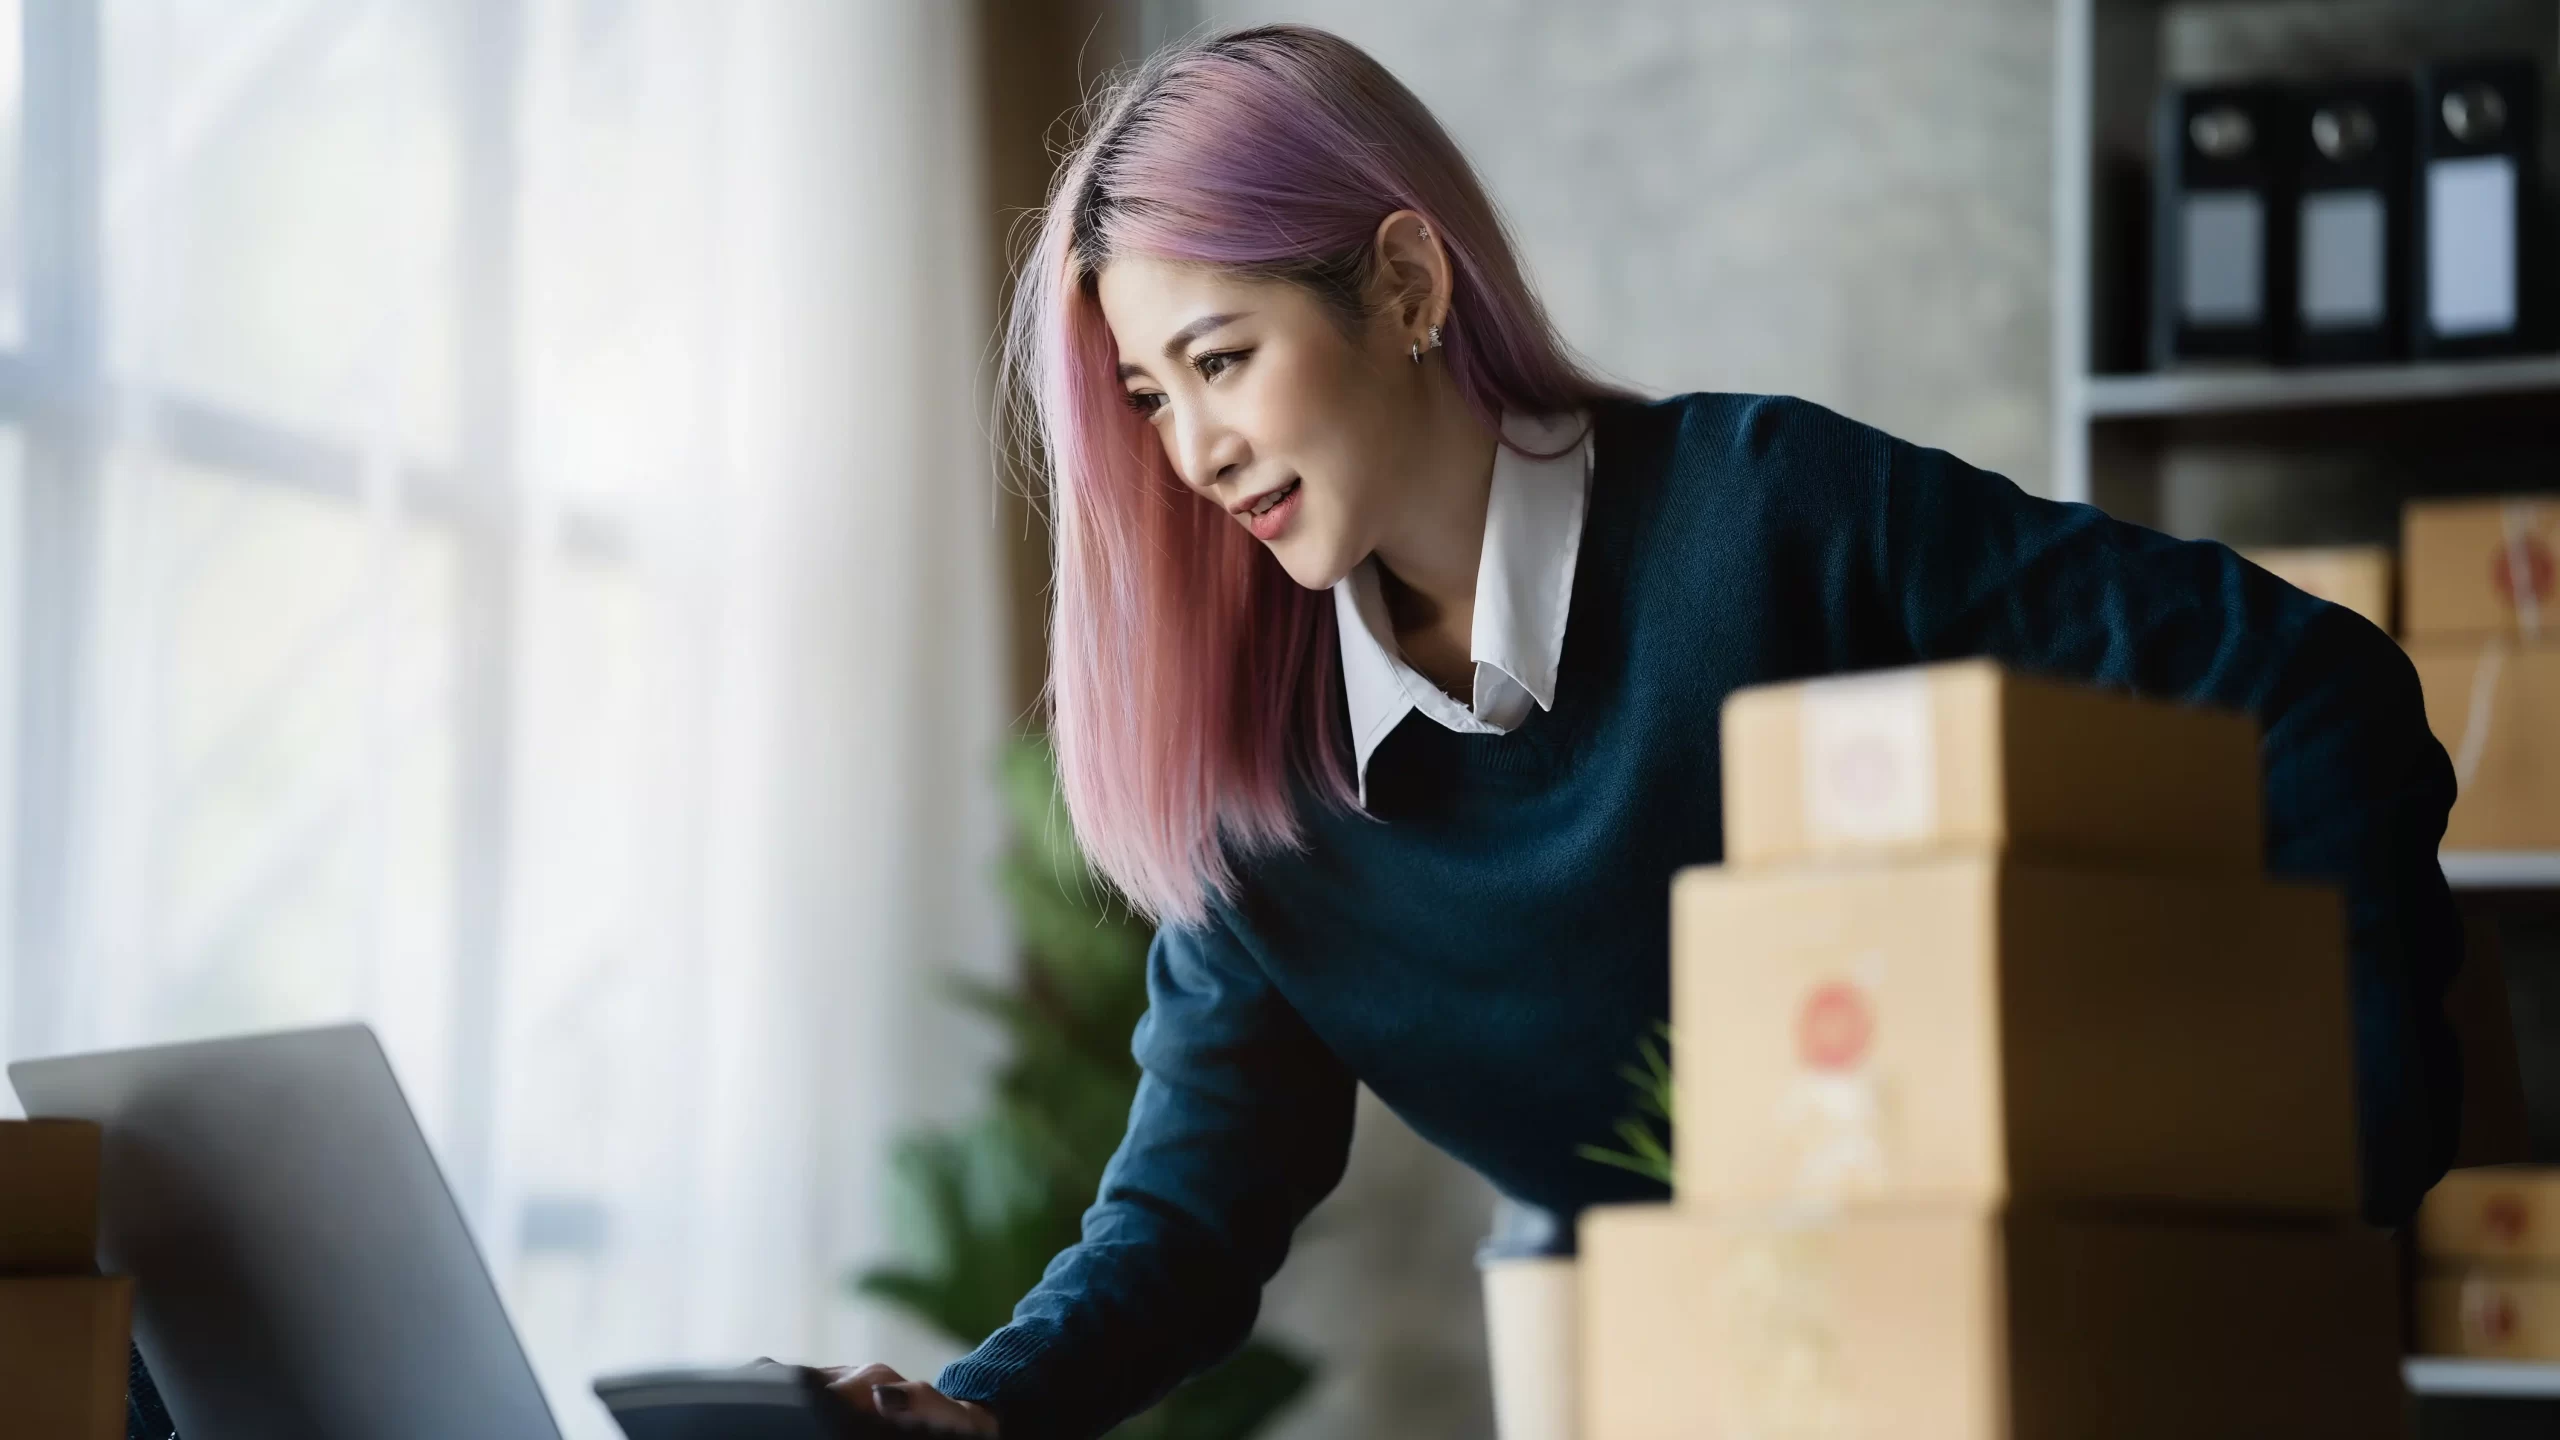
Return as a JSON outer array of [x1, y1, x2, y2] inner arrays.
[[127, 1345, 179, 1440]]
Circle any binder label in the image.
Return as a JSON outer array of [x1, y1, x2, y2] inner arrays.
[[2181, 190, 2264, 324], [2428, 155, 2518, 337]]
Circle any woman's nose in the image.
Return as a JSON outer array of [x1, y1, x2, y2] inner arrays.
[[1173, 414, 1248, 494]]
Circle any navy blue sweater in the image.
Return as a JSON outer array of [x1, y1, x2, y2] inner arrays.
[[939, 392, 2463, 1438]]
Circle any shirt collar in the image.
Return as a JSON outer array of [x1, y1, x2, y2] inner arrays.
[[1331, 411, 1594, 804]]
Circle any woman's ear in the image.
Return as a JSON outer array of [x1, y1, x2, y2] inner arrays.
[[1369, 209, 1451, 340]]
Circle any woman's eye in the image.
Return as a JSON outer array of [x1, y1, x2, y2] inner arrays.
[[1124, 390, 1166, 418], [1193, 349, 1246, 381]]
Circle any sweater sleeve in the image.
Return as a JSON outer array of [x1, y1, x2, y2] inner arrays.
[[935, 914, 1357, 1440], [1825, 403, 2463, 1225]]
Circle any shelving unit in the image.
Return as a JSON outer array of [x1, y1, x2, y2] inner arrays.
[[2079, 354, 2560, 421], [2445, 851, 2560, 890], [2055, 14, 2560, 1425], [2054, 0, 2560, 865], [2405, 1357, 2560, 1399], [2052, 0, 2560, 521]]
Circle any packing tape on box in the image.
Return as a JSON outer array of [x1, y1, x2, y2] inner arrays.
[[2453, 640, 2508, 791], [2505, 503, 2548, 642], [1714, 1203, 1859, 1440], [1801, 671, 1938, 846], [2456, 1270, 2532, 1352]]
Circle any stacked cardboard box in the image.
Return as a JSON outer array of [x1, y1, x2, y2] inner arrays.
[[2245, 545, 2396, 632], [2402, 496, 2560, 850], [1581, 661, 2401, 1440], [1, 1121, 133, 1440], [2415, 1167, 2560, 1360]]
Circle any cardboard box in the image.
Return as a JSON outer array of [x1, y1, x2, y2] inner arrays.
[[0, 1120, 102, 1273], [2418, 1266, 2560, 1360], [2419, 1167, 2560, 1263], [1672, 854, 2356, 1213], [0, 1275, 134, 1440], [2243, 546, 2395, 631], [1580, 1202, 2400, 1440], [2408, 640, 2560, 850], [1720, 661, 2262, 875], [2404, 496, 2560, 639]]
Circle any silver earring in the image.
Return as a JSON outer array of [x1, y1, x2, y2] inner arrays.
[[1409, 323, 1444, 364]]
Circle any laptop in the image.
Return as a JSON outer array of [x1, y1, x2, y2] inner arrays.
[[9, 1023, 565, 1440]]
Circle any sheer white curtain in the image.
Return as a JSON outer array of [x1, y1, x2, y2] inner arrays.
[[1, 0, 1006, 1433]]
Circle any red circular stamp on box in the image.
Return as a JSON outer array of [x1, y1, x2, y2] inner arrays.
[[1798, 980, 1875, 1073], [2492, 537, 2555, 607], [2485, 1194, 2533, 1247]]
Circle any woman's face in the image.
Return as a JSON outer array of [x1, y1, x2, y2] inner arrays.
[[1097, 254, 1423, 590]]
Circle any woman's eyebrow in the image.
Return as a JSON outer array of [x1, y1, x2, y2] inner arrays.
[[1117, 311, 1250, 381], [1162, 311, 1248, 360]]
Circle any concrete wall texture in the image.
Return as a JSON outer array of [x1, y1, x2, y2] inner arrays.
[[1197, 0, 2060, 491]]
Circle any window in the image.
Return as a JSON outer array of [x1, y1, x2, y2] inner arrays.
[[4, 4, 1008, 1430], [6, 2, 758, 1429], [7, 0, 493, 1167]]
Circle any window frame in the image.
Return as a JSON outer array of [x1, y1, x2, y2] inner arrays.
[[2, 0, 526, 1209]]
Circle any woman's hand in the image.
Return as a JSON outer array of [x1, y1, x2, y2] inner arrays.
[[815, 1363, 1000, 1435]]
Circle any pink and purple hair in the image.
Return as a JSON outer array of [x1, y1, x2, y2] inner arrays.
[[1011, 24, 1626, 925]]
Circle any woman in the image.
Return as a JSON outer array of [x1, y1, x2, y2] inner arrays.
[[831, 24, 2463, 1437]]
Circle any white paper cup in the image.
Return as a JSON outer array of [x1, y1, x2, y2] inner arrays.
[[1481, 1253, 1579, 1440]]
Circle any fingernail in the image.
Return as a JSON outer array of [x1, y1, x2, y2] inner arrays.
[[874, 1385, 910, 1415]]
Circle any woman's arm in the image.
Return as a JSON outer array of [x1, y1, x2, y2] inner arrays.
[[1828, 403, 2463, 1225], [935, 916, 1357, 1440]]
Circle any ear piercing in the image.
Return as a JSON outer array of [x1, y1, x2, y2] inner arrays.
[[1408, 323, 1444, 364]]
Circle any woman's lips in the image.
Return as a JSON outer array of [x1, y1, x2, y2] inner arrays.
[[1242, 480, 1302, 543]]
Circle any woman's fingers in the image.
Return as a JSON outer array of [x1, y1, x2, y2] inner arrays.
[[814, 1367, 1000, 1434], [815, 1364, 906, 1411]]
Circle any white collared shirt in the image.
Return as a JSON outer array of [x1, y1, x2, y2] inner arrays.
[[1332, 412, 1594, 804]]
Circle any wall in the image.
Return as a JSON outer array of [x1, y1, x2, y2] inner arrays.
[[1194, 0, 2061, 492]]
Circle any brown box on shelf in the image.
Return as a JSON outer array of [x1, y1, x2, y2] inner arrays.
[[2244, 546, 2395, 631], [0, 1274, 134, 1440], [2403, 497, 2560, 639], [0, 1120, 102, 1273], [1720, 661, 2261, 875], [2418, 1266, 2560, 1361], [2419, 1167, 2560, 1263], [2407, 640, 2560, 850], [1579, 1201, 2400, 1440], [1672, 854, 2356, 1214]]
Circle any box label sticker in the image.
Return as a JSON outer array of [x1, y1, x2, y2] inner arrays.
[[2462, 1277, 2523, 1348], [2495, 504, 2552, 638], [1782, 957, 1892, 1201], [1801, 672, 1938, 846]]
